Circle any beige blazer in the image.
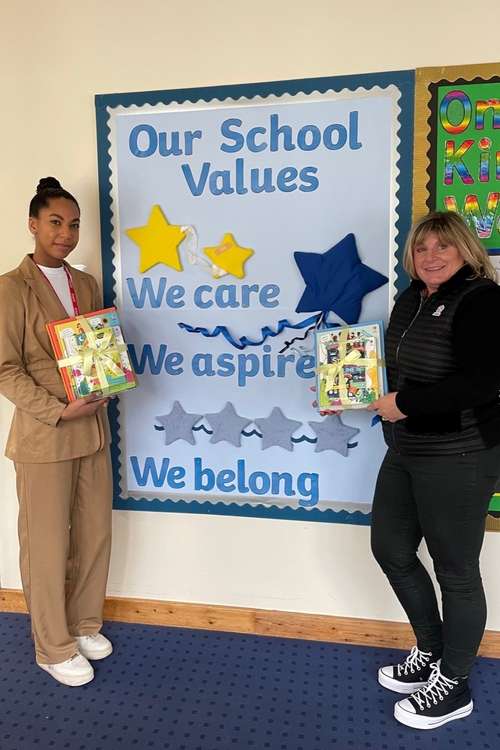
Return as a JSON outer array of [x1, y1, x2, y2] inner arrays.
[[0, 255, 109, 463]]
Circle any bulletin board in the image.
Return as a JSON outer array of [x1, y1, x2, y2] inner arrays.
[[95, 70, 414, 523]]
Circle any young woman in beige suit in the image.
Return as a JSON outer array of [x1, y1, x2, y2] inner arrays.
[[0, 177, 113, 686]]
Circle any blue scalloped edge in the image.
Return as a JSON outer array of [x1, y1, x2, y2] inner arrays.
[[95, 70, 414, 111], [96, 70, 415, 525], [391, 73, 415, 301], [112, 494, 372, 526]]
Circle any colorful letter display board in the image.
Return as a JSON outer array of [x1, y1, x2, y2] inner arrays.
[[413, 62, 500, 530]]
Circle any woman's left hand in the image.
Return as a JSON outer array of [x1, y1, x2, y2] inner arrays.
[[367, 392, 407, 422]]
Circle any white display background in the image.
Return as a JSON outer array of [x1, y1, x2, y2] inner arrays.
[[107, 89, 400, 512]]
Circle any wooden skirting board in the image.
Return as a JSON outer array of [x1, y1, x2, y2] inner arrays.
[[1, 588, 499, 657]]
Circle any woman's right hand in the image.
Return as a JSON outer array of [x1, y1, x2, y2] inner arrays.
[[60, 395, 109, 421]]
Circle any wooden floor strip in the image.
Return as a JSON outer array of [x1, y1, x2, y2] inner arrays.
[[2, 588, 499, 656]]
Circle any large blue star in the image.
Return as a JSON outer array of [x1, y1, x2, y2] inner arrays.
[[294, 233, 388, 324]]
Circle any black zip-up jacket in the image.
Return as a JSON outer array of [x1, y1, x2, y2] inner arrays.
[[382, 264, 500, 455]]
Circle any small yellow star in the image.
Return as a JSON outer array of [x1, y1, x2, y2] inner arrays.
[[203, 233, 254, 279], [125, 205, 186, 273]]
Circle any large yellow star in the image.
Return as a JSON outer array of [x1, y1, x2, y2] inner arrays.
[[203, 233, 254, 279], [125, 205, 186, 273]]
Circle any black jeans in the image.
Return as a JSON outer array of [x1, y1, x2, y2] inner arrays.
[[371, 445, 500, 678]]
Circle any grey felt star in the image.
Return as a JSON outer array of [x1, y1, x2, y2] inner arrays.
[[155, 401, 202, 445], [205, 402, 252, 447], [308, 414, 360, 457], [254, 407, 302, 451]]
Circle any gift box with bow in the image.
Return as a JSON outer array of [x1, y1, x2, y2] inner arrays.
[[46, 307, 137, 402], [315, 322, 386, 411]]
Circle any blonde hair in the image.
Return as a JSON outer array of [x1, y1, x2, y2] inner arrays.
[[403, 211, 497, 282]]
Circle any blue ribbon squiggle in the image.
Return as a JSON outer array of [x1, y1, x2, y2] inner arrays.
[[178, 315, 321, 350]]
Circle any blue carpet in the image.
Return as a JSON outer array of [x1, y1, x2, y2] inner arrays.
[[0, 612, 499, 749]]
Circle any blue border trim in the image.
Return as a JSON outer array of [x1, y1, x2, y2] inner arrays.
[[95, 71, 415, 524], [112, 498, 372, 525], [392, 74, 414, 299]]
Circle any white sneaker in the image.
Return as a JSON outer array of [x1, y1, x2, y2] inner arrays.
[[38, 652, 94, 687], [75, 633, 113, 660]]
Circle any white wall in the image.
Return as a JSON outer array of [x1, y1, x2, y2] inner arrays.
[[1, 0, 500, 626]]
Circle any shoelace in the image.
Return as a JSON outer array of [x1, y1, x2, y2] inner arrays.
[[60, 652, 83, 666], [396, 646, 432, 676], [412, 663, 458, 710]]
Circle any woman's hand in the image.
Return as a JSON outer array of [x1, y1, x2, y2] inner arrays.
[[60, 395, 109, 422], [367, 392, 406, 422]]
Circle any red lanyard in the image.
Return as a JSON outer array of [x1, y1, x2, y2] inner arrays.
[[63, 264, 80, 316], [37, 262, 80, 317]]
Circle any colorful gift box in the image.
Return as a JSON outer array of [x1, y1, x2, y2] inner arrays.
[[315, 321, 387, 411], [46, 307, 137, 402]]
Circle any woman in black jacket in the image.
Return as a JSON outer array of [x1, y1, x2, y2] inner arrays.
[[368, 211, 500, 730]]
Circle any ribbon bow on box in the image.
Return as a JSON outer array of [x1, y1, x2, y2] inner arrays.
[[57, 316, 127, 391], [318, 328, 381, 406]]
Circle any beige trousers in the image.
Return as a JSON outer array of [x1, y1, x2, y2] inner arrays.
[[15, 447, 112, 664]]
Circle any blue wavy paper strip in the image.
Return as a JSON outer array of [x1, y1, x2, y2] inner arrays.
[[154, 422, 358, 448], [178, 314, 322, 350]]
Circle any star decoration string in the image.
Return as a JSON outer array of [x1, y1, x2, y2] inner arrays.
[[154, 402, 360, 456]]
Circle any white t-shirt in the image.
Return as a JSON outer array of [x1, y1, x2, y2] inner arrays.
[[36, 264, 74, 316]]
